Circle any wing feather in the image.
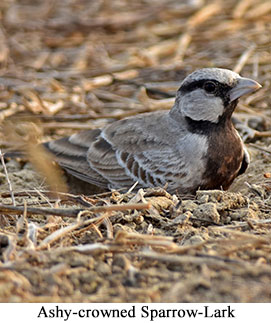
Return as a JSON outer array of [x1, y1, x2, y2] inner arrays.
[[85, 112, 189, 191], [44, 111, 193, 193], [44, 129, 109, 187]]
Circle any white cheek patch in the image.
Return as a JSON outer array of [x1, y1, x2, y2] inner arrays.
[[180, 89, 224, 123]]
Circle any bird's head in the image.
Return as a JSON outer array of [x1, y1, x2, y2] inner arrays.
[[170, 68, 261, 124]]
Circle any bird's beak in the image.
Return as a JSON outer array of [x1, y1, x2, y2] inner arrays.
[[229, 77, 262, 102]]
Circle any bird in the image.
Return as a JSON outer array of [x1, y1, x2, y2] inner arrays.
[[44, 68, 261, 195]]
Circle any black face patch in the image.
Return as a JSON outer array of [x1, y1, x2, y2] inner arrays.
[[185, 117, 217, 135], [179, 79, 233, 107]]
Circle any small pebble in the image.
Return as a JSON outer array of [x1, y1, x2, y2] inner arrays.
[[193, 202, 220, 224]]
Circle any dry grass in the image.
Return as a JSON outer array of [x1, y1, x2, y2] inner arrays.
[[0, 0, 271, 302]]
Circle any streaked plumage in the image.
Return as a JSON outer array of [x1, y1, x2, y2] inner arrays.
[[44, 68, 261, 194]]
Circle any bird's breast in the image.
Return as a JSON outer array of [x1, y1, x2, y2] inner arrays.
[[201, 124, 244, 190]]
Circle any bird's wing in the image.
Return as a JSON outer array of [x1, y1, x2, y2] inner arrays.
[[44, 129, 109, 187], [86, 112, 188, 190], [45, 111, 188, 191]]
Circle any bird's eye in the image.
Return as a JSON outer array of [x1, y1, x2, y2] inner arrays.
[[203, 81, 216, 93]]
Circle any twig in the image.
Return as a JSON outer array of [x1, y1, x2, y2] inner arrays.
[[133, 250, 236, 269], [233, 44, 256, 74], [0, 104, 25, 122], [254, 131, 271, 138], [41, 122, 96, 130], [133, 250, 271, 273], [233, 0, 254, 19], [249, 143, 271, 154], [0, 189, 126, 206], [0, 202, 151, 218], [0, 149, 16, 206]]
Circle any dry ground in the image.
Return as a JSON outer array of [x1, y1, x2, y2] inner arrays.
[[0, 0, 271, 302]]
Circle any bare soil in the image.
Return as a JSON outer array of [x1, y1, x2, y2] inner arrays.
[[0, 0, 271, 302]]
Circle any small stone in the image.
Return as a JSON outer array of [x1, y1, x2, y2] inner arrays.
[[196, 190, 224, 203], [183, 234, 205, 245], [5, 159, 21, 172], [95, 262, 111, 276], [197, 194, 209, 204], [181, 200, 197, 212], [193, 202, 220, 224], [133, 214, 144, 225], [172, 211, 191, 225], [112, 254, 126, 269], [0, 235, 9, 248], [123, 214, 133, 222]]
